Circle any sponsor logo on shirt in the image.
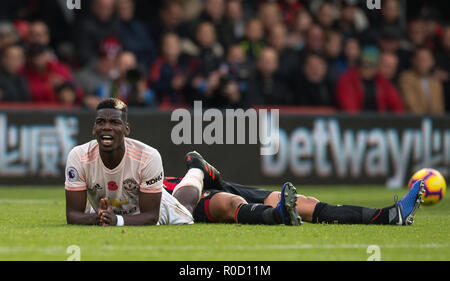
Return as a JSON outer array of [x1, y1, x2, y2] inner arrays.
[[146, 172, 163, 186]]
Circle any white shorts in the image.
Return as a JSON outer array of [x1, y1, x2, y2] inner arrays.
[[86, 189, 194, 225], [158, 188, 194, 225]]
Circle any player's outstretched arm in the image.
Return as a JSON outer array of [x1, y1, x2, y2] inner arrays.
[[66, 190, 100, 225], [99, 191, 162, 226]]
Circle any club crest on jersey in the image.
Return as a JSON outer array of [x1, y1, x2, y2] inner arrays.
[[123, 178, 139, 191], [66, 167, 79, 182]]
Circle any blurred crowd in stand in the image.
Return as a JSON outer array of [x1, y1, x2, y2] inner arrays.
[[0, 0, 449, 114]]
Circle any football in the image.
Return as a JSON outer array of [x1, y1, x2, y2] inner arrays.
[[408, 168, 447, 206]]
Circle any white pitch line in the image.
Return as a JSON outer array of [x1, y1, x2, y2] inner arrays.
[[0, 243, 449, 254], [0, 246, 65, 254], [102, 243, 450, 251], [0, 199, 55, 204]]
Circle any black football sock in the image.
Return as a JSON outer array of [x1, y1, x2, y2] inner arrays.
[[235, 203, 281, 225], [312, 202, 397, 225], [370, 204, 398, 224]]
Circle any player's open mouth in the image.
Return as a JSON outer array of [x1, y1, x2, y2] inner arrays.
[[100, 135, 114, 146]]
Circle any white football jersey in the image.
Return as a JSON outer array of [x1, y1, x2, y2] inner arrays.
[[65, 137, 194, 224], [65, 137, 193, 224], [65, 137, 164, 216]]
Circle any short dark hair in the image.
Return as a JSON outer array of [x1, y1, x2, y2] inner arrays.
[[161, 0, 181, 12], [413, 46, 432, 56], [96, 98, 128, 121], [26, 43, 49, 58], [304, 51, 326, 63]]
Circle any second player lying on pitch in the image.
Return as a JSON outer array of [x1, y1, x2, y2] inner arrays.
[[162, 151, 425, 226]]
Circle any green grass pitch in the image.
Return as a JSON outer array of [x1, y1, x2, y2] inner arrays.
[[0, 185, 448, 261]]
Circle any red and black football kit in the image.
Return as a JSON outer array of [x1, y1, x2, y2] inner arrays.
[[163, 177, 273, 222]]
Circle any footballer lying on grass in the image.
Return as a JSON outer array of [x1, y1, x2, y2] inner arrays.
[[65, 98, 299, 226], [166, 151, 426, 226]]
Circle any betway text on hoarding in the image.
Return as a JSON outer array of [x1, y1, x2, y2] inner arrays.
[[0, 110, 448, 188]]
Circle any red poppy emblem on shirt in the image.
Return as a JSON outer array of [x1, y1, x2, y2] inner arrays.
[[108, 181, 119, 191]]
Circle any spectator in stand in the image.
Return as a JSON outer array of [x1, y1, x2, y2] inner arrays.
[[323, 29, 343, 86], [184, 21, 225, 102], [377, 26, 410, 75], [150, 0, 187, 47], [286, 10, 312, 51], [26, 20, 76, 65], [278, 0, 304, 28], [76, 36, 122, 108], [226, 0, 247, 41], [336, 45, 405, 113], [211, 44, 252, 108], [179, 0, 203, 22], [268, 23, 299, 83], [398, 47, 444, 115], [75, 0, 118, 66], [182, 21, 224, 73], [380, 0, 402, 29], [26, 21, 50, 46], [246, 47, 292, 105], [0, 22, 19, 50], [55, 81, 77, 106], [298, 24, 324, 65], [26, 21, 59, 62], [337, 37, 360, 73], [239, 18, 265, 62], [305, 24, 324, 54], [292, 52, 333, 106], [364, 0, 402, 44], [21, 44, 76, 104], [0, 44, 30, 102], [400, 18, 427, 54], [195, 0, 235, 48], [314, 1, 337, 30], [15, 22, 29, 41], [338, 0, 369, 38], [96, 51, 156, 108], [149, 33, 190, 106], [419, 6, 443, 52], [38, 0, 77, 57], [378, 51, 399, 88], [258, 2, 282, 34], [435, 25, 450, 112], [116, 0, 157, 70]]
